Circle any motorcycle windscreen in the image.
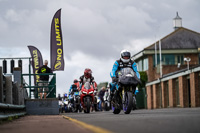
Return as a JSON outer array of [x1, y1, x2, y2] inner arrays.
[[84, 82, 91, 89], [118, 68, 138, 85], [119, 76, 139, 86], [118, 68, 135, 76]]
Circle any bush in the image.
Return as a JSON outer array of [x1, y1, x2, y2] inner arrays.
[[138, 71, 148, 88]]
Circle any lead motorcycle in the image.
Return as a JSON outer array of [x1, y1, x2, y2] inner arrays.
[[80, 82, 94, 113], [111, 68, 141, 114]]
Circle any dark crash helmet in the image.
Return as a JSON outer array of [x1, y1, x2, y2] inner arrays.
[[73, 79, 78, 83], [84, 68, 92, 79]]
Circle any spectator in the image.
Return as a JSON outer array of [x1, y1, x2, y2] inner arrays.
[[38, 60, 52, 99], [98, 87, 106, 111]]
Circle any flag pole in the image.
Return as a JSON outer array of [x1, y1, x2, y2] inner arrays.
[[155, 37, 157, 67], [159, 39, 162, 77]]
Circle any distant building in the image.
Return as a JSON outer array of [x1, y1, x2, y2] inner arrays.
[[132, 13, 200, 109]]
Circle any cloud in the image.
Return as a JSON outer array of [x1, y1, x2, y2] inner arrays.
[[56, 51, 115, 94], [62, 2, 156, 59]]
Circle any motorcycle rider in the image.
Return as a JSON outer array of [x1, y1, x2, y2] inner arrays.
[[69, 79, 79, 93], [98, 87, 106, 111], [110, 49, 140, 98], [79, 68, 97, 112], [79, 68, 97, 90], [68, 79, 79, 105]]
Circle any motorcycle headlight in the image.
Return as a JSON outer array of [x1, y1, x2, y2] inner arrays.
[[89, 91, 93, 94], [82, 91, 87, 94], [126, 74, 133, 77]]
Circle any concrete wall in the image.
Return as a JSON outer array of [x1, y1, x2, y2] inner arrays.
[[5, 76, 12, 104], [0, 66, 27, 105], [26, 98, 59, 115]]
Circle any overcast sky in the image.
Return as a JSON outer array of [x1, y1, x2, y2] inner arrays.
[[0, 0, 200, 96]]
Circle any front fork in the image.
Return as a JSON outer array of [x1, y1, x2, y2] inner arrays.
[[113, 86, 133, 105], [122, 86, 133, 104]]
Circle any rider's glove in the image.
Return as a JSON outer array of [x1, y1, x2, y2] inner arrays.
[[112, 77, 118, 83]]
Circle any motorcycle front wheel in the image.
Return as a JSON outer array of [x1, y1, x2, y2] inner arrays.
[[84, 97, 91, 113], [104, 102, 110, 111], [123, 91, 133, 114]]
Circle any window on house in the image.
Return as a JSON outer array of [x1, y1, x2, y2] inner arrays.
[[199, 53, 200, 64], [163, 55, 175, 65], [136, 57, 149, 71], [137, 60, 143, 71], [143, 58, 148, 71], [153, 54, 184, 67], [153, 54, 162, 67], [175, 55, 184, 64]]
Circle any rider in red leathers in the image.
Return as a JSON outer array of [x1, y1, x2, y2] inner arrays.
[[79, 68, 97, 90], [79, 68, 98, 111]]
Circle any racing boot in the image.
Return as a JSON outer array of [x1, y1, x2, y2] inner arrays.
[[109, 82, 115, 102]]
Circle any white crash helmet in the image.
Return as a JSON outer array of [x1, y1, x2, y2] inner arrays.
[[120, 49, 131, 63]]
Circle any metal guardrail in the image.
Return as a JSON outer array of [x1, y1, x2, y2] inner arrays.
[[0, 66, 27, 121], [21, 73, 56, 99], [0, 103, 26, 120]]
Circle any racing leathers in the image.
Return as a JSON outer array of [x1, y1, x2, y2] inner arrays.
[[110, 59, 140, 92], [79, 75, 97, 90], [68, 83, 79, 103]]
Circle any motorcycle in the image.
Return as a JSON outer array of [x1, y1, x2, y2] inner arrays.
[[71, 91, 82, 112], [67, 99, 73, 112], [93, 90, 99, 111], [104, 90, 111, 111], [80, 82, 94, 113], [59, 97, 70, 113], [111, 68, 141, 114]]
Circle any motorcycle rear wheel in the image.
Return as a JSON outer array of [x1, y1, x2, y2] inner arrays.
[[104, 102, 110, 111]]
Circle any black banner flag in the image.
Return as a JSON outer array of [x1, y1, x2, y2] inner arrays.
[[28, 46, 43, 85], [50, 9, 65, 71]]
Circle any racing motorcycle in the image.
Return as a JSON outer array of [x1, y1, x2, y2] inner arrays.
[[80, 82, 94, 113], [71, 90, 82, 112], [111, 68, 141, 114], [104, 90, 110, 111], [93, 90, 99, 111]]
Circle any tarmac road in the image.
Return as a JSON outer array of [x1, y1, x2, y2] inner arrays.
[[0, 115, 93, 133], [64, 108, 200, 133]]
